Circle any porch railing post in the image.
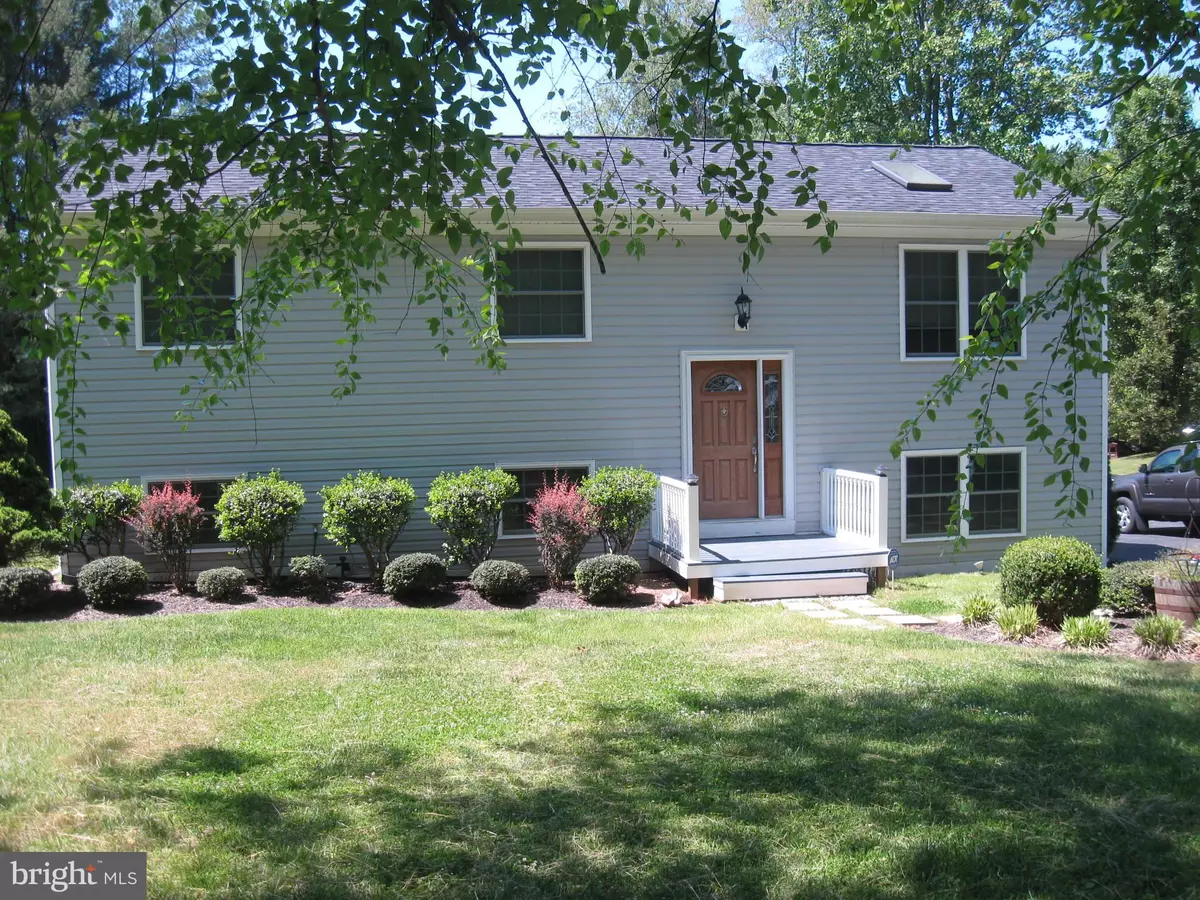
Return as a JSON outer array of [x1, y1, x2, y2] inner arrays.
[[684, 473, 701, 563], [874, 468, 889, 549]]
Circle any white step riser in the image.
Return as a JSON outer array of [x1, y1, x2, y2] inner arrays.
[[714, 573, 869, 601]]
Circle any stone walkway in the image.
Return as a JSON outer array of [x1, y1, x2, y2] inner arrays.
[[766, 595, 956, 630]]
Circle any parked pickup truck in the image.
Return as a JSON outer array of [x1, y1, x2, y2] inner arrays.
[[1112, 444, 1200, 533]]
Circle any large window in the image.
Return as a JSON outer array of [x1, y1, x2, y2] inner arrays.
[[145, 478, 233, 547], [901, 449, 1025, 541], [902, 248, 1023, 359], [138, 251, 239, 348], [496, 248, 589, 340], [498, 465, 591, 536]]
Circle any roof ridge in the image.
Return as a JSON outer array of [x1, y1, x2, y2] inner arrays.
[[494, 135, 986, 152]]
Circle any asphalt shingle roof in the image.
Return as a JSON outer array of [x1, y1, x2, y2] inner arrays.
[[62, 137, 1060, 218]]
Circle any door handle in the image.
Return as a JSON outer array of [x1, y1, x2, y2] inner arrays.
[[752, 442, 758, 473]]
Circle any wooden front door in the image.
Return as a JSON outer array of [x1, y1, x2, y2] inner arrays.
[[692, 360, 758, 519]]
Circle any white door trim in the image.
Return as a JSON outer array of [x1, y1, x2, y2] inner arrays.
[[680, 350, 796, 537]]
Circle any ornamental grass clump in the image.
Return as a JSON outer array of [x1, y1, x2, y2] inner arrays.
[[579, 466, 659, 554], [995, 603, 1040, 641], [320, 472, 416, 581], [426, 468, 518, 567], [60, 480, 143, 560], [215, 471, 306, 587], [529, 476, 594, 587], [126, 482, 206, 592], [1134, 613, 1186, 655], [960, 593, 999, 627], [1061, 615, 1113, 649], [999, 536, 1101, 624]]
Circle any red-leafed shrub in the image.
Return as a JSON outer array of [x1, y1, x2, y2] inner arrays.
[[127, 482, 207, 592], [529, 477, 594, 587]]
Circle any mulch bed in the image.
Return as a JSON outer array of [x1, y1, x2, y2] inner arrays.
[[3, 574, 688, 623], [931, 616, 1200, 663]]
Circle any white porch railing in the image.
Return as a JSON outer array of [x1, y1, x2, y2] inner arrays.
[[651, 474, 701, 563], [820, 467, 889, 548]]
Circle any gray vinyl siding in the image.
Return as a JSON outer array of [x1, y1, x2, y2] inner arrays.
[[58, 235, 1104, 578]]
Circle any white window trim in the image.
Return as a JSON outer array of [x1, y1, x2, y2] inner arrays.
[[134, 249, 244, 352], [899, 447, 1027, 543], [495, 460, 595, 539], [139, 473, 240, 554], [491, 242, 592, 344], [898, 244, 1028, 362]]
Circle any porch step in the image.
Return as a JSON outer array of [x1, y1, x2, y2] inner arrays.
[[712, 571, 869, 602]]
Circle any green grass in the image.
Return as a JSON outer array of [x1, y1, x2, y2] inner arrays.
[[1111, 452, 1155, 475], [876, 571, 1000, 616], [2, 606, 1199, 898]]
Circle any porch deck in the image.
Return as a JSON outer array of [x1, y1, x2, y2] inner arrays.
[[650, 532, 890, 580]]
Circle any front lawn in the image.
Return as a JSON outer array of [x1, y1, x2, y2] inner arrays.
[[876, 571, 999, 616], [1111, 452, 1155, 475], [2, 606, 1198, 898]]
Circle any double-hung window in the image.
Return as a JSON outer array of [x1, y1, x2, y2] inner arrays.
[[498, 464, 591, 536], [496, 247, 590, 340], [901, 247, 1023, 359], [137, 251, 240, 349], [901, 449, 1025, 541]]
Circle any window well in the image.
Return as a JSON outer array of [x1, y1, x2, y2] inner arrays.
[[872, 160, 953, 192]]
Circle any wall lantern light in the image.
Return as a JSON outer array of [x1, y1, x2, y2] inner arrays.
[[734, 288, 752, 331]]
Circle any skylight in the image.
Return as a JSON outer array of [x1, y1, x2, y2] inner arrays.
[[871, 160, 953, 192]]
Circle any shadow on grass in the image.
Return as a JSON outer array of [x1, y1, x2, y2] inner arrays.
[[88, 664, 1200, 898]]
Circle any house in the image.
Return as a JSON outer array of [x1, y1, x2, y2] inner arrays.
[[53, 139, 1107, 598]]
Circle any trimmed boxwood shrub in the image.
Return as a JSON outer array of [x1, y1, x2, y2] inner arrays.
[[575, 554, 641, 603], [579, 467, 659, 554], [426, 468, 518, 567], [0, 566, 54, 614], [320, 472, 417, 581], [999, 536, 1101, 623], [196, 567, 247, 602], [382, 553, 447, 599], [215, 471, 306, 587], [77, 556, 148, 608], [60, 480, 143, 560], [289, 555, 328, 598], [470, 559, 530, 603], [1100, 561, 1156, 615]]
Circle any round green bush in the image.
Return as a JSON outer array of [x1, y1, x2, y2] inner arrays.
[[998, 536, 1101, 623], [574, 554, 641, 603], [60, 480, 143, 559], [196, 567, 247, 602], [0, 566, 54, 614], [579, 467, 659, 554], [289, 555, 328, 597], [77, 556, 149, 608], [470, 559, 530, 603], [215, 471, 306, 587], [320, 472, 417, 580], [1100, 562, 1156, 615], [425, 468, 518, 567], [382, 553, 447, 599]]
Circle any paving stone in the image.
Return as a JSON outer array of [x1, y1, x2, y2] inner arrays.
[[827, 618, 887, 631], [798, 608, 850, 619], [782, 600, 825, 611], [855, 606, 902, 616], [829, 599, 877, 610], [889, 614, 939, 626]]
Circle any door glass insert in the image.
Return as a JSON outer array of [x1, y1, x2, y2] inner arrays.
[[704, 373, 744, 393], [763, 373, 780, 443]]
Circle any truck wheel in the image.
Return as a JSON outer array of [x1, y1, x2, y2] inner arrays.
[[1115, 496, 1146, 534]]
